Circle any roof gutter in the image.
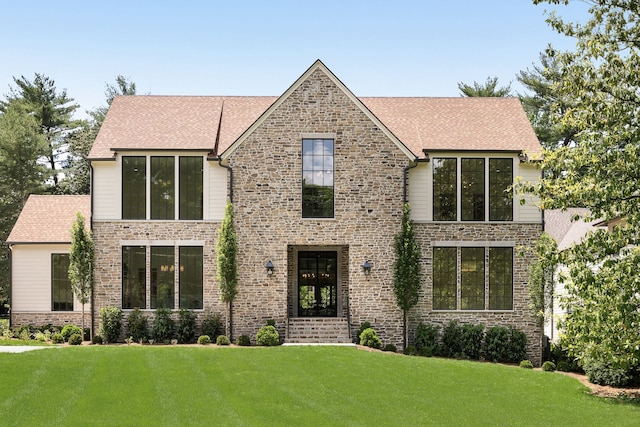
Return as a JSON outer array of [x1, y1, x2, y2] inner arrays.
[[90, 162, 95, 339], [7, 245, 12, 327]]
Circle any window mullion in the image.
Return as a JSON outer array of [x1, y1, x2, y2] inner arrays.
[[146, 156, 151, 220]]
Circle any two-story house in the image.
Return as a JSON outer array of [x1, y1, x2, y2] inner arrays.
[[8, 60, 543, 362]]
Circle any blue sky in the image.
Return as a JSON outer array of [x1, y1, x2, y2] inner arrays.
[[0, 1, 590, 118]]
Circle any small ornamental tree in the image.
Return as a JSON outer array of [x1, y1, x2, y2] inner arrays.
[[393, 203, 422, 350], [69, 212, 94, 340], [216, 201, 238, 341]]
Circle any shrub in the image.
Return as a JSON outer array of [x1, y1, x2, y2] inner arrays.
[[201, 312, 223, 341], [68, 333, 82, 345], [485, 326, 527, 364], [556, 361, 571, 372], [197, 335, 211, 345], [549, 341, 582, 373], [152, 307, 175, 343], [542, 361, 557, 372], [256, 325, 280, 346], [519, 360, 534, 369], [237, 335, 251, 346], [19, 328, 31, 341], [356, 321, 371, 344], [61, 324, 82, 342], [2, 327, 13, 339], [176, 309, 197, 344], [35, 331, 49, 342], [51, 333, 64, 344], [99, 306, 123, 343], [460, 324, 484, 360], [359, 328, 382, 349], [583, 358, 635, 387], [413, 323, 439, 357], [403, 345, 418, 356], [126, 308, 148, 343], [382, 343, 397, 353], [216, 335, 230, 346], [92, 335, 103, 345], [440, 320, 463, 358], [266, 319, 276, 327]]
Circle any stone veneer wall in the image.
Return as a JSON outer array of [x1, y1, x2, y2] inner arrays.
[[11, 312, 90, 329], [92, 221, 225, 336], [227, 69, 408, 346], [410, 222, 543, 365]]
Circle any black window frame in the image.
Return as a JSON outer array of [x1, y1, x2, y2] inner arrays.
[[122, 156, 146, 220], [52, 253, 73, 311], [151, 156, 175, 220], [302, 138, 334, 218], [179, 246, 203, 309], [489, 158, 514, 221], [122, 246, 147, 309], [433, 158, 458, 221], [179, 156, 203, 220]]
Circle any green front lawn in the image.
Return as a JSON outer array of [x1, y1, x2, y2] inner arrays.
[[0, 346, 637, 426]]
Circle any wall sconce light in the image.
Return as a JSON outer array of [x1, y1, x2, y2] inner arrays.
[[265, 260, 274, 275], [362, 260, 372, 276]]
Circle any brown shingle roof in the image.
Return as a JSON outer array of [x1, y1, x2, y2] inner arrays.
[[89, 95, 541, 160], [6, 195, 91, 244]]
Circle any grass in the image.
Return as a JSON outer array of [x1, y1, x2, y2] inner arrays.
[[0, 346, 638, 426]]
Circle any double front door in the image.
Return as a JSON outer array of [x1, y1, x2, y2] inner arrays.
[[298, 251, 337, 317]]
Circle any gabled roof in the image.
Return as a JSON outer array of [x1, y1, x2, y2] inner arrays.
[[88, 61, 542, 160], [6, 195, 91, 244], [545, 208, 598, 251]]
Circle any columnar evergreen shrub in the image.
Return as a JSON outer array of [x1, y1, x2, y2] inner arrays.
[[484, 326, 527, 363], [440, 320, 464, 358], [359, 328, 382, 349], [256, 325, 280, 346], [414, 323, 439, 357], [126, 308, 148, 343], [201, 312, 223, 341], [151, 307, 175, 343], [99, 306, 123, 343], [460, 324, 485, 360], [176, 309, 197, 344], [61, 324, 82, 342]]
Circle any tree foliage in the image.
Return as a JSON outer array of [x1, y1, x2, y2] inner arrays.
[[529, 0, 640, 371], [217, 201, 238, 338], [69, 212, 94, 338], [517, 52, 581, 149], [393, 203, 422, 350], [527, 232, 559, 328], [1, 73, 79, 190], [458, 76, 512, 97]]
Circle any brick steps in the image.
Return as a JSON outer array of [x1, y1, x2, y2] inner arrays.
[[286, 317, 352, 344]]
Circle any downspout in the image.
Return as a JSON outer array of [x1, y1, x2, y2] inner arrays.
[[89, 162, 95, 340], [7, 245, 12, 328], [218, 156, 233, 203], [403, 158, 419, 204]]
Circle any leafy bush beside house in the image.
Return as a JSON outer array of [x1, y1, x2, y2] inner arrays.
[[413, 323, 439, 357], [176, 309, 197, 344], [99, 307, 123, 343], [126, 308, 148, 343], [152, 307, 175, 343]]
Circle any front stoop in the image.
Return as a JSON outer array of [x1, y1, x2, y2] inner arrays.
[[286, 317, 352, 344]]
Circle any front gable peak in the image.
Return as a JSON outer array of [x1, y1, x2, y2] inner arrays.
[[220, 60, 416, 161]]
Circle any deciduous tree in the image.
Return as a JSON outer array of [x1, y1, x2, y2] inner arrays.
[[69, 212, 94, 339], [217, 201, 238, 340], [393, 203, 422, 350]]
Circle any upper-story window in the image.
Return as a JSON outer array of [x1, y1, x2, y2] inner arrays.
[[433, 157, 513, 221], [122, 155, 203, 220], [302, 139, 334, 218], [51, 253, 73, 311]]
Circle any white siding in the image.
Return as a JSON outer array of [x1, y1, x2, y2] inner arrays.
[[207, 162, 227, 221], [407, 162, 430, 221], [11, 244, 80, 312], [515, 162, 542, 223], [92, 161, 119, 220]]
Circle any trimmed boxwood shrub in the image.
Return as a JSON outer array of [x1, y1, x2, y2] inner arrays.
[[126, 308, 148, 343], [51, 333, 64, 344], [68, 333, 82, 345], [61, 324, 82, 342], [542, 361, 557, 372], [414, 322, 439, 357], [152, 307, 175, 343], [484, 326, 527, 363], [460, 323, 484, 360], [201, 311, 222, 341], [256, 325, 280, 346], [359, 328, 381, 349], [519, 360, 534, 369], [355, 321, 371, 344], [216, 335, 230, 346], [197, 335, 211, 345], [99, 306, 123, 343], [92, 335, 103, 345], [176, 309, 197, 344], [382, 343, 397, 353], [237, 335, 251, 346]]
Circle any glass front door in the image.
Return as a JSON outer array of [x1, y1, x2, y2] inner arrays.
[[298, 251, 337, 317]]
